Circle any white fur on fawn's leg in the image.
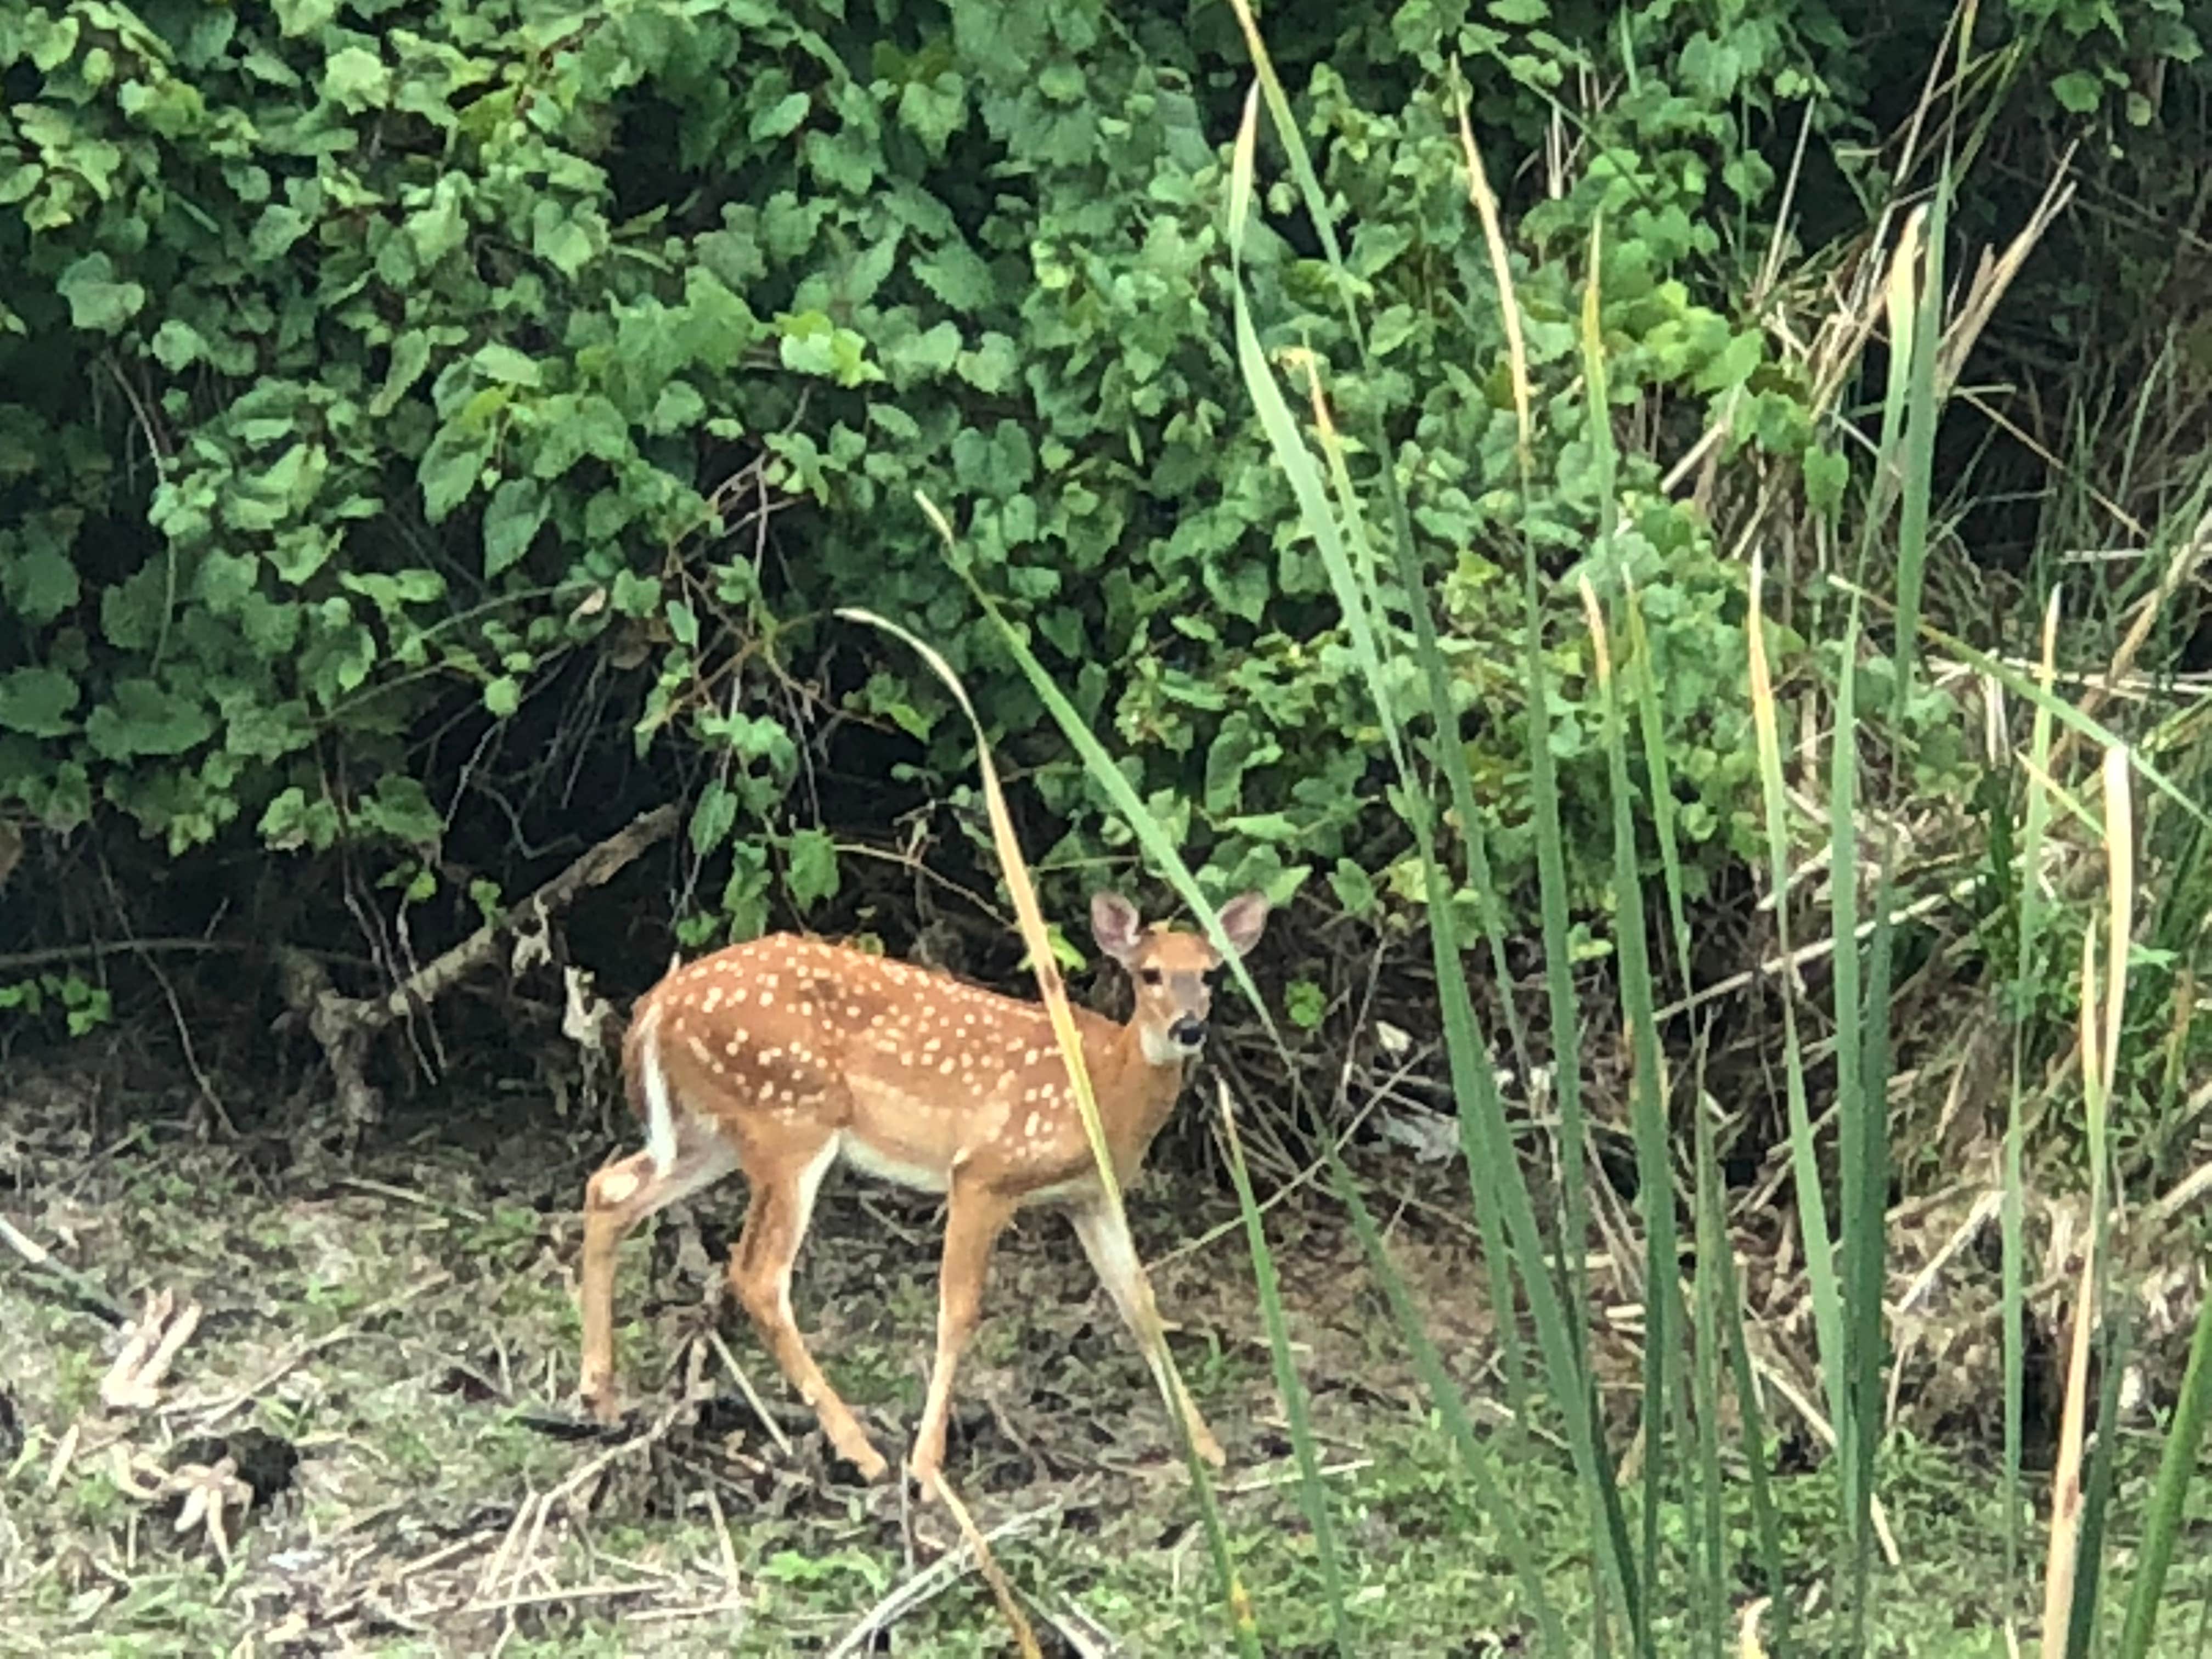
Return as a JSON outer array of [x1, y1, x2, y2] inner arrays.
[[636, 1002, 677, 1176], [599, 1165, 640, 1206]]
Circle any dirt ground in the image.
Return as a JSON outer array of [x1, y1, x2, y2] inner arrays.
[[0, 1047, 1515, 1656]]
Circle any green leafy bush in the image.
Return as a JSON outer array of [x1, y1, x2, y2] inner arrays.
[[1, 0, 2199, 949]]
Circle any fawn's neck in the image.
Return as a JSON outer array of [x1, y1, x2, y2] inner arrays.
[[1080, 1013, 1192, 1181]]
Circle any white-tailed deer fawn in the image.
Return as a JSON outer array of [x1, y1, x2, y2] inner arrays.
[[577, 889, 1269, 1487]]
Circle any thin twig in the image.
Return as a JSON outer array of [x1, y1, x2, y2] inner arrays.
[[180, 1271, 452, 1427], [0, 1212, 127, 1324], [704, 1329, 793, 1458], [827, 1503, 1053, 1659]]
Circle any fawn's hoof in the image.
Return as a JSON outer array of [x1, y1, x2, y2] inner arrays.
[[831, 1426, 890, 1482], [578, 1378, 624, 1426]]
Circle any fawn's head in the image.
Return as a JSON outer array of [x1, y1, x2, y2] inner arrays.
[[1091, 890, 1270, 1066]]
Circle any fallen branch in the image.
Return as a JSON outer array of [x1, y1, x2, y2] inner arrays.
[[0, 1212, 127, 1326], [279, 803, 678, 1134]]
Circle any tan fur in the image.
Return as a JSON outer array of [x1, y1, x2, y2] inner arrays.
[[574, 890, 1269, 1489]]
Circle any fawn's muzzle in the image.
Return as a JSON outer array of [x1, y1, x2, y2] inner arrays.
[[1168, 1015, 1207, 1050]]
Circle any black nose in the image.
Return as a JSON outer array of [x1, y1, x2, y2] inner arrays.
[[1169, 1015, 1206, 1048]]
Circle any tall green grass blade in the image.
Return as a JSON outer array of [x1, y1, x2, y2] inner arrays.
[[837, 596, 1262, 1659], [1842, 173, 1948, 1630], [1622, 509, 1753, 1659], [1218, 55, 1644, 1643], [1284, 319, 1537, 1442], [2042, 744, 2135, 1651], [1221, 85, 1535, 1450], [1827, 575, 1871, 1627], [1448, 68, 1597, 1407], [1215, 1081, 1355, 1657], [1348, 272, 1652, 1659], [1686, 1075, 1730, 1659], [1745, 551, 1848, 1463], [2117, 1265, 2212, 1657], [2005, 590, 2062, 1619], [1575, 233, 1663, 1658], [1717, 1153, 1795, 1656], [938, 549, 1572, 1649], [2064, 1299, 2132, 1659], [1581, 577, 1668, 1659]]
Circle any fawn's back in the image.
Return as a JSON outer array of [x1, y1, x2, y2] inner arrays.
[[626, 934, 1175, 1200]]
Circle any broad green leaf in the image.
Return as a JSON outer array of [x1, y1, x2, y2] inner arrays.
[[322, 45, 392, 111], [761, 192, 829, 261], [887, 320, 962, 380], [2, 545, 80, 623], [373, 329, 433, 416], [418, 425, 489, 522], [408, 182, 469, 265], [777, 312, 880, 387], [751, 91, 810, 140], [195, 550, 259, 613], [1329, 858, 1377, 917], [0, 667, 79, 736], [273, 0, 337, 33], [2051, 70, 2102, 113], [483, 477, 547, 577], [84, 679, 213, 758], [56, 252, 146, 332], [531, 393, 633, 476], [1204, 710, 1280, 812], [898, 72, 966, 157], [950, 421, 1035, 496], [648, 380, 707, 433], [691, 779, 738, 856], [250, 204, 312, 261], [912, 239, 995, 311], [611, 570, 661, 616], [239, 593, 302, 653], [473, 342, 541, 386], [150, 319, 207, 369], [217, 689, 312, 761], [268, 524, 341, 585], [1804, 445, 1848, 517], [360, 773, 443, 847], [100, 562, 169, 651], [786, 827, 838, 909], [532, 201, 597, 278], [956, 332, 1020, 393]]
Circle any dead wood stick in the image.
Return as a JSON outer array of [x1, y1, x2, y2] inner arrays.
[[279, 804, 678, 1130]]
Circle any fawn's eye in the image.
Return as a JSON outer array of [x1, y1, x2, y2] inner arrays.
[[1139, 967, 1164, 986]]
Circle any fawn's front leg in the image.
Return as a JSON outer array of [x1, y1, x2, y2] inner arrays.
[[1070, 1197, 1224, 1468], [909, 1180, 1014, 1494]]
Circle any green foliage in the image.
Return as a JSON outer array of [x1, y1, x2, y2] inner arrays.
[[0, 969, 113, 1036], [1, 0, 2199, 945]]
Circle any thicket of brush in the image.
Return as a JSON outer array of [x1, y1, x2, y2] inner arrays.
[[5, 0, 2211, 1649]]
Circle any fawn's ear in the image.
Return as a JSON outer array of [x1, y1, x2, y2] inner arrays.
[[1216, 891, 1271, 958], [1090, 891, 1146, 965]]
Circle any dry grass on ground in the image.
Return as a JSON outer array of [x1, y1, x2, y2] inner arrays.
[[0, 1043, 1516, 1656]]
